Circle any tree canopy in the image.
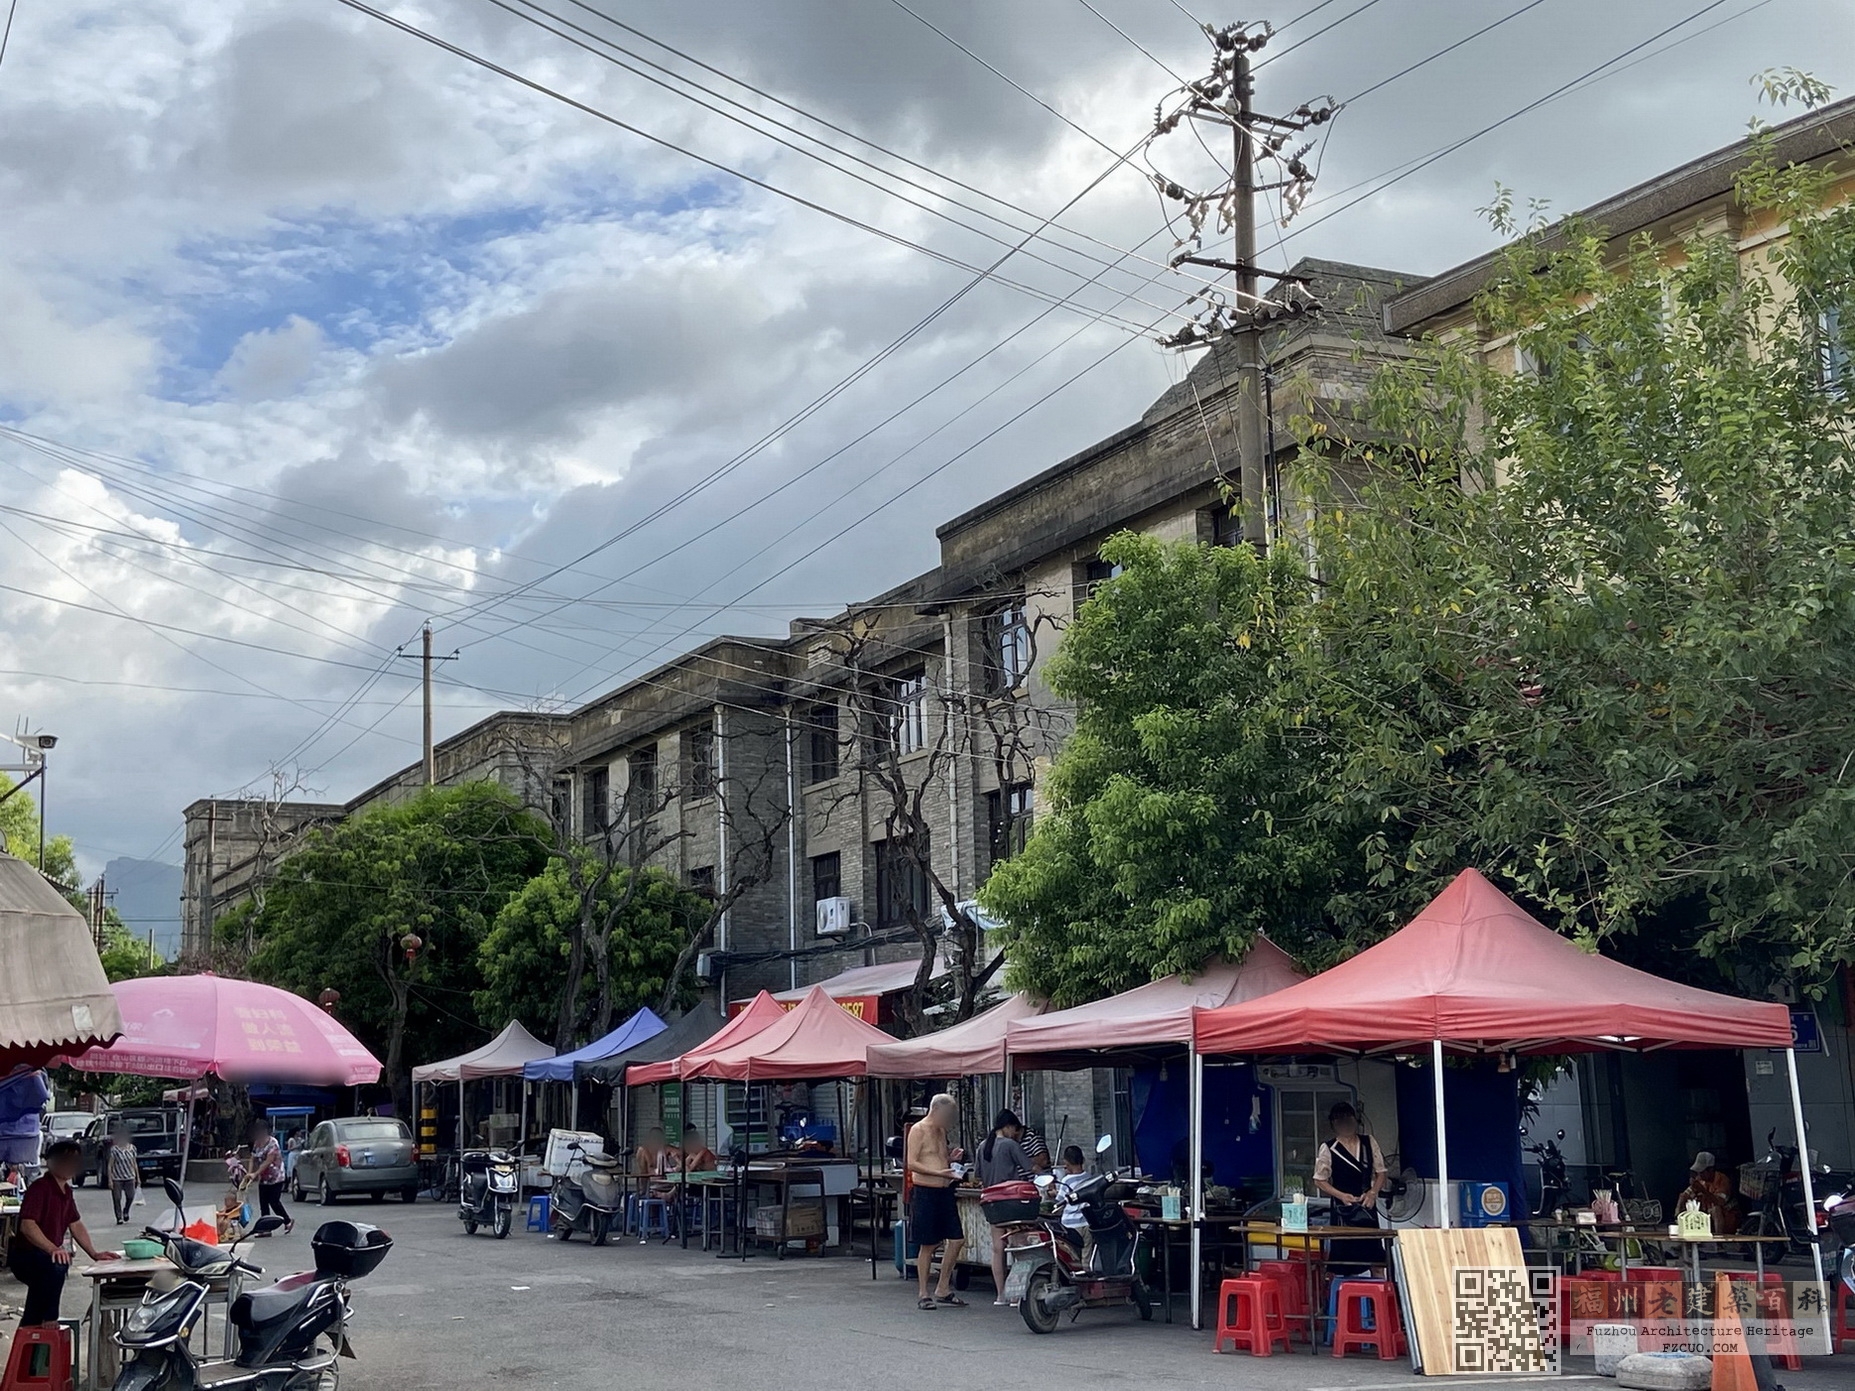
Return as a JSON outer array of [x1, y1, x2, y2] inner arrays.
[[987, 118, 1855, 1005], [475, 852, 706, 1043], [244, 783, 549, 1102]]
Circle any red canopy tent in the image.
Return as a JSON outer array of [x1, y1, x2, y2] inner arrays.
[[1187, 869, 1813, 1319], [1005, 937, 1306, 1069], [1193, 868, 1791, 1057], [626, 991, 786, 1087], [864, 992, 1044, 1079], [690, 986, 893, 1083]]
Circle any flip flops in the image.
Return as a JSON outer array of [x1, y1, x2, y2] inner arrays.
[[935, 1293, 968, 1307], [917, 1297, 937, 1310]]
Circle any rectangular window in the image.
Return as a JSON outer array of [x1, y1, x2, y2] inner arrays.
[[981, 600, 1031, 691], [887, 673, 927, 756], [1821, 305, 1850, 396], [549, 777, 571, 830], [582, 766, 610, 834], [874, 836, 930, 928], [805, 703, 839, 784], [986, 783, 1035, 867], [725, 1082, 769, 1139], [685, 726, 716, 799], [1208, 503, 1242, 549], [688, 864, 716, 898], [629, 745, 657, 797], [1079, 557, 1122, 606], [811, 851, 841, 904]]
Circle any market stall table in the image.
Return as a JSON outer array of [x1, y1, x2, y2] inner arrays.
[[80, 1257, 243, 1391], [1130, 1215, 1252, 1324]]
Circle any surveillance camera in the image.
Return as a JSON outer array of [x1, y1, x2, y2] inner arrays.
[[34, 734, 56, 750]]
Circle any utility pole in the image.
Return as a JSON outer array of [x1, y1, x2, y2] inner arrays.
[[399, 624, 460, 789], [1149, 21, 1332, 549]]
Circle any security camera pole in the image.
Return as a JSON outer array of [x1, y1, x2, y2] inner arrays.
[[1, 729, 58, 870]]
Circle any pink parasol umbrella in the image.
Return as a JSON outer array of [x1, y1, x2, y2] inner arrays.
[[60, 975, 382, 1086]]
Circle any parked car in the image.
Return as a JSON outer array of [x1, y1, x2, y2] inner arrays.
[[76, 1108, 186, 1185], [43, 1111, 94, 1147], [292, 1117, 419, 1205]]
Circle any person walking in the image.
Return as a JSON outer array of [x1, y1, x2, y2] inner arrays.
[[976, 1109, 1034, 1306], [906, 1093, 968, 1310], [283, 1128, 303, 1187], [107, 1128, 140, 1224], [248, 1119, 292, 1236], [8, 1140, 119, 1325]]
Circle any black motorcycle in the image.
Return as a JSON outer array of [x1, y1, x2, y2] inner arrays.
[[550, 1140, 624, 1246], [110, 1211, 391, 1391], [458, 1149, 519, 1240]]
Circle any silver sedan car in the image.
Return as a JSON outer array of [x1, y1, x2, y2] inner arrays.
[[292, 1117, 419, 1205]]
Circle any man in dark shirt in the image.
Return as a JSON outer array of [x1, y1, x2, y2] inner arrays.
[[10, 1139, 118, 1324]]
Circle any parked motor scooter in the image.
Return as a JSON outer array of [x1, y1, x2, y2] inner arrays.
[[550, 1140, 624, 1246], [999, 1136, 1154, 1334], [109, 1180, 393, 1390], [458, 1149, 519, 1239]]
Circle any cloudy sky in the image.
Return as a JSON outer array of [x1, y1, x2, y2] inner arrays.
[[1, 0, 1850, 899]]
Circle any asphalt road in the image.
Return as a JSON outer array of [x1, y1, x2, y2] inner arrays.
[[3, 1181, 1848, 1390]]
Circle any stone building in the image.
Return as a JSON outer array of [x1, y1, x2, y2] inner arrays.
[[177, 256, 1415, 1142]]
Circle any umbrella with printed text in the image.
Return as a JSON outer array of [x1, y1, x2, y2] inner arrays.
[[60, 974, 383, 1177]]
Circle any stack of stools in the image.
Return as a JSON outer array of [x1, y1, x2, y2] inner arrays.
[[1835, 1271, 1855, 1353], [1332, 1279, 1407, 1360], [1250, 1259, 1313, 1344], [1213, 1276, 1292, 1356]]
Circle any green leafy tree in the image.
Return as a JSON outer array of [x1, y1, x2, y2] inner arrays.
[[245, 783, 549, 1111], [1295, 95, 1855, 991], [475, 852, 706, 1042], [981, 534, 1363, 1005]]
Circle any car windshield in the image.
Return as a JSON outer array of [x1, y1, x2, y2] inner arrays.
[[49, 1113, 91, 1129], [116, 1114, 172, 1135], [335, 1121, 407, 1141]]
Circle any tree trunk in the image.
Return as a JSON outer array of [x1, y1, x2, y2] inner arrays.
[[384, 972, 411, 1119], [554, 901, 589, 1051], [658, 905, 722, 1017]]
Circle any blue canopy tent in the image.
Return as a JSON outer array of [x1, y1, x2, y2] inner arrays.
[[520, 1008, 668, 1137]]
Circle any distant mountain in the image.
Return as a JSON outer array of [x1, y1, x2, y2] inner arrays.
[[103, 857, 184, 960]]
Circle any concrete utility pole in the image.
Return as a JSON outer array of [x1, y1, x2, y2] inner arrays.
[[399, 624, 459, 789], [1149, 21, 1331, 550], [1231, 43, 1266, 546]]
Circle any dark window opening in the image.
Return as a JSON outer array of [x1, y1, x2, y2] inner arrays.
[[986, 783, 1035, 868], [689, 864, 716, 897], [1208, 503, 1242, 549], [685, 726, 716, 799], [811, 851, 841, 904], [874, 836, 930, 928], [805, 703, 839, 784], [981, 601, 1031, 691], [582, 766, 610, 834]]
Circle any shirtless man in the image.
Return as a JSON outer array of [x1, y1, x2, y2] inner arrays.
[[906, 1093, 967, 1309]]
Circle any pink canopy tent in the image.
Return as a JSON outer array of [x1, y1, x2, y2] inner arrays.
[[1004, 937, 1307, 1069], [60, 974, 382, 1183], [1188, 869, 1812, 1312], [690, 985, 894, 1083], [626, 991, 786, 1087], [864, 992, 1045, 1079], [62, 975, 381, 1086]]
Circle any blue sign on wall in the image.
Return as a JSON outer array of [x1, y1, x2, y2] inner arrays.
[[1788, 1009, 1823, 1054]]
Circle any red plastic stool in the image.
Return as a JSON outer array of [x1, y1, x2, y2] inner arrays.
[[1333, 1279, 1406, 1360], [1835, 1275, 1854, 1353], [1252, 1259, 1312, 1340], [1, 1324, 75, 1391], [1213, 1277, 1291, 1356]]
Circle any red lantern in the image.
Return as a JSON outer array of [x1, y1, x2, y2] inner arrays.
[[317, 988, 341, 1014], [400, 931, 422, 965]]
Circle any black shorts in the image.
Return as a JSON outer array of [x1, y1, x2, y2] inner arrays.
[[910, 1185, 963, 1246]]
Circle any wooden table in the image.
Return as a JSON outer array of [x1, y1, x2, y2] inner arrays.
[[78, 1258, 238, 1391], [1524, 1219, 1791, 1281]]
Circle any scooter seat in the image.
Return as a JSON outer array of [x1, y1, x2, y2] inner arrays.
[[231, 1273, 319, 1332]]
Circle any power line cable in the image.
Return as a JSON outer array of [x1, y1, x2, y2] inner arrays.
[[1257, 0, 1384, 69]]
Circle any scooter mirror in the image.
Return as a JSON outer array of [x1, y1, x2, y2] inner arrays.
[[1095, 1135, 1113, 1155], [251, 1216, 286, 1236], [163, 1178, 186, 1207], [1556, 1129, 1566, 1141]]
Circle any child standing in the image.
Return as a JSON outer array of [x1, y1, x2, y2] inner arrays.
[[107, 1129, 140, 1224]]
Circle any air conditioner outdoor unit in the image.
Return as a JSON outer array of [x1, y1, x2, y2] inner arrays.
[[816, 896, 853, 937]]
